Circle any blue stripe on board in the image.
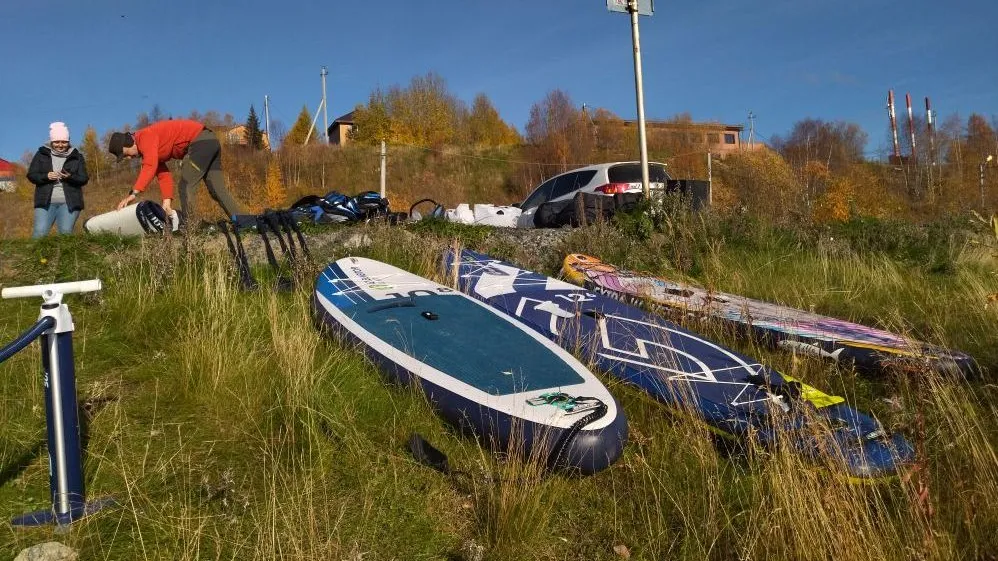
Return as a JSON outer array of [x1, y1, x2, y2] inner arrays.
[[315, 262, 374, 308]]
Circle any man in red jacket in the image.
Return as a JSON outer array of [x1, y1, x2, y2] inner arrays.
[[108, 119, 244, 224]]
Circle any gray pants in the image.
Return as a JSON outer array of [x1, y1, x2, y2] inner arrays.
[[177, 129, 244, 223]]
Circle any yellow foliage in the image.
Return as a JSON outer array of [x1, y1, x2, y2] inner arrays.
[[708, 177, 738, 213], [715, 148, 805, 221], [813, 177, 853, 223], [812, 164, 907, 223], [352, 73, 461, 147], [264, 158, 286, 210], [468, 93, 520, 147]]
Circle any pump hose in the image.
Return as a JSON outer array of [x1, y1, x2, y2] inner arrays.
[[0, 316, 56, 365]]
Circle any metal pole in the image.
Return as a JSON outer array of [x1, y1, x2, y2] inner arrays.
[[983, 163, 987, 210], [321, 66, 329, 144], [888, 90, 901, 161], [707, 152, 713, 206], [264, 95, 272, 152], [380, 140, 387, 198], [627, 0, 650, 197], [303, 98, 324, 145]]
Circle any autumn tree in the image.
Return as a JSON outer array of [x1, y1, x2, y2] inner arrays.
[[395, 72, 460, 146], [264, 157, 286, 209], [351, 72, 464, 147], [714, 148, 805, 222], [202, 111, 224, 128], [351, 91, 391, 143], [80, 125, 107, 182], [284, 105, 316, 147], [940, 114, 998, 209], [245, 105, 264, 149], [523, 90, 595, 172], [590, 108, 631, 160], [965, 114, 996, 163], [774, 119, 868, 173], [466, 93, 520, 147]]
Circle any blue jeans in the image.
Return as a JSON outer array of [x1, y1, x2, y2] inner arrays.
[[32, 204, 80, 238]]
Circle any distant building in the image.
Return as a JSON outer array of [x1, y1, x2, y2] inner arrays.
[[0, 157, 15, 192], [222, 125, 270, 150], [326, 111, 355, 146], [619, 120, 761, 157]]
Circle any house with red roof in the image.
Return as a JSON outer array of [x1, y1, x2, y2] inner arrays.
[[0, 157, 16, 192]]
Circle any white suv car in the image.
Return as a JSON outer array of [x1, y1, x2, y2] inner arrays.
[[515, 161, 670, 228]]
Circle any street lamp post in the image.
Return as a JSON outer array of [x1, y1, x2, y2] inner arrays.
[[982, 154, 994, 210]]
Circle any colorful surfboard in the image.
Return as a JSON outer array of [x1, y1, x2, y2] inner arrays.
[[447, 250, 914, 480], [562, 254, 975, 376], [312, 257, 627, 475]]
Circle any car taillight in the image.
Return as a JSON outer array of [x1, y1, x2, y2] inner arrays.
[[596, 182, 630, 194]]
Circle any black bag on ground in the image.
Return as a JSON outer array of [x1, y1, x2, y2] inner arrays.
[[533, 192, 646, 229], [533, 199, 573, 228], [350, 191, 390, 219]]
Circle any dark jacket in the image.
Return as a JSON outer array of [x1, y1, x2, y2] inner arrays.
[[26, 146, 89, 211]]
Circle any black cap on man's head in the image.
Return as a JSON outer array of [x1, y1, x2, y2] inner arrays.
[[107, 132, 134, 161]]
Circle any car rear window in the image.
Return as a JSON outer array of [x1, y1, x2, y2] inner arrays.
[[608, 163, 670, 183]]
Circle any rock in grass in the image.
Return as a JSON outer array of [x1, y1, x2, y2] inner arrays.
[[613, 544, 631, 559], [14, 542, 78, 561]]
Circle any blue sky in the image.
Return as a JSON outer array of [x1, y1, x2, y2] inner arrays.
[[1, 0, 996, 162]]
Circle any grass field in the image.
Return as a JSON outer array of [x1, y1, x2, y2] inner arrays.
[[1, 214, 997, 560]]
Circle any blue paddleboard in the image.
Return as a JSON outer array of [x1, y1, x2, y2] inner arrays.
[[446, 250, 914, 480], [312, 257, 628, 475]]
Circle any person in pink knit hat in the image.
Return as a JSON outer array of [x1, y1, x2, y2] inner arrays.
[[26, 122, 89, 238]]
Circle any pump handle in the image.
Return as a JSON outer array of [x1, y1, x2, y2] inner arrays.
[[1, 280, 102, 300]]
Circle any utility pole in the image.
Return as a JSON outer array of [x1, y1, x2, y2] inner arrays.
[[320, 65, 329, 144], [707, 152, 713, 206], [627, 0, 650, 197], [748, 111, 756, 149], [264, 95, 272, 152], [303, 98, 324, 145], [380, 140, 387, 198], [887, 90, 902, 163], [607, 0, 653, 195], [982, 155, 994, 210]]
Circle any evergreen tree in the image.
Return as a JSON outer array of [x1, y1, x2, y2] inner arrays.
[[285, 105, 316, 146], [246, 105, 264, 150]]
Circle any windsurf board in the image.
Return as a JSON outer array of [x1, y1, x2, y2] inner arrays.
[[562, 253, 975, 376], [447, 250, 914, 480]]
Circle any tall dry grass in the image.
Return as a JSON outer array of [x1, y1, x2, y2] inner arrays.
[[2, 215, 998, 559]]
